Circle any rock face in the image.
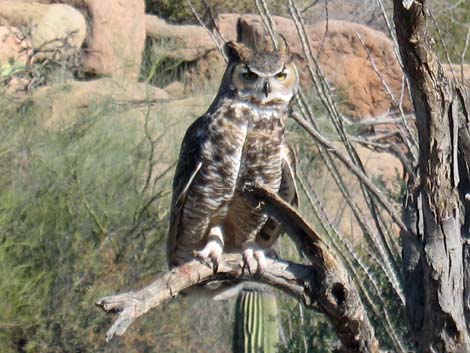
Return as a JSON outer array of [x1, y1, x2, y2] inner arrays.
[[0, 26, 29, 66], [82, 0, 146, 81], [146, 15, 216, 62], [0, 3, 466, 121], [33, 78, 169, 128], [0, 0, 146, 81], [163, 81, 186, 99], [150, 13, 411, 120], [0, 1, 86, 60], [300, 0, 393, 33], [308, 20, 411, 120], [443, 64, 470, 88], [145, 15, 225, 91], [322, 143, 403, 240]]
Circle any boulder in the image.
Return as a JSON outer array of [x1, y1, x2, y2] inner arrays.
[[145, 15, 226, 90], [300, 0, 393, 33], [163, 81, 186, 99], [145, 15, 216, 62], [0, 0, 56, 3], [309, 21, 411, 120], [443, 64, 470, 88], [82, 0, 146, 81], [316, 142, 403, 241], [0, 1, 86, 59], [0, 26, 29, 66], [216, 13, 240, 42], [32, 78, 170, 128]]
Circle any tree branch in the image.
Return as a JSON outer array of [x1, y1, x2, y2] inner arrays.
[[96, 184, 379, 353], [96, 254, 310, 342]]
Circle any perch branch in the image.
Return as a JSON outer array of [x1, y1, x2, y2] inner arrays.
[[96, 254, 310, 342], [97, 184, 379, 353]]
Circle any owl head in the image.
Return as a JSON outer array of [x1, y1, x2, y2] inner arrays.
[[222, 36, 299, 107]]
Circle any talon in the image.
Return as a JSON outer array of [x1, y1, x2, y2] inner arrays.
[[193, 237, 224, 272], [193, 250, 212, 268], [242, 248, 254, 274], [254, 250, 266, 274], [242, 241, 267, 274]]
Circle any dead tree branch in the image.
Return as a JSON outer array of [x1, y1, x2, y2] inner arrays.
[[96, 254, 310, 342], [97, 185, 379, 353]]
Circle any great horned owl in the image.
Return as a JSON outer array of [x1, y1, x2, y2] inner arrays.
[[167, 37, 299, 273]]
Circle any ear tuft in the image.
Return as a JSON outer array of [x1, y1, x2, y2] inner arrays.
[[224, 41, 240, 61], [224, 41, 252, 62], [277, 34, 290, 57]]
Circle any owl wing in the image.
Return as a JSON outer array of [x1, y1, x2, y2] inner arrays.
[[166, 115, 208, 267], [257, 142, 299, 247]]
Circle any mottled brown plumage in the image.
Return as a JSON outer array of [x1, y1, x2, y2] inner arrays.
[[167, 37, 299, 272]]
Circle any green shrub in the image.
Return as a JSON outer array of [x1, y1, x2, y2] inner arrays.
[[430, 0, 470, 63], [0, 99, 173, 352]]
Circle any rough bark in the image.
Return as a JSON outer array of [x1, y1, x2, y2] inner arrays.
[[456, 87, 470, 331], [97, 185, 378, 353], [242, 184, 378, 353], [394, 1, 470, 352]]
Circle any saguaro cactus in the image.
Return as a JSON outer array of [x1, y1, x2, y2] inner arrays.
[[233, 286, 280, 353]]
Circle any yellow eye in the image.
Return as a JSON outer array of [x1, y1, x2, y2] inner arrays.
[[242, 70, 258, 81], [276, 72, 287, 81]]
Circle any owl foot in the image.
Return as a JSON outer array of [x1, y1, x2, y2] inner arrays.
[[242, 241, 267, 274], [193, 238, 224, 273]]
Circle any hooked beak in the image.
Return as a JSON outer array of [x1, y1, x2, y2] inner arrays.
[[263, 81, 271, 98]]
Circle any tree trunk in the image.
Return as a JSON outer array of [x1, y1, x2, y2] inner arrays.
[[394, 1, 470, 352], [456, 87, 470, 335]]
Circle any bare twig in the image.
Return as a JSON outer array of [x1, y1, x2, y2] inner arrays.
[[316, 0, 329, 61], [373, 0, 403, 68], [355, 31, 418, 160], [255, 0, 278, 49], [461, 24, 470, 85], [287, 3, 401, 269], [300, 0, 321, 13], [429, 9, 457, 82], [188, 0, 227, 61], [291, 111, 408, 234], [352, 114, 415, 129], [200, 0, 227, 44]]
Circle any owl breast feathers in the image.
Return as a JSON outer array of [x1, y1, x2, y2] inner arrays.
[[167, 37, 299, 272]]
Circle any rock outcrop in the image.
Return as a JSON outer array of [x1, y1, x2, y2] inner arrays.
[[0, 3, 467, 121], [145, 15, 216, 62], [82, 0, 146, 81], [0, 26, 29, 66], [33, 78, 169, 128], [151, 13, 412, 119], [308, 20, 411, 120], [443, 64, 470, 88], [0, 0, 146, 81], [0, 1, 86, 61]]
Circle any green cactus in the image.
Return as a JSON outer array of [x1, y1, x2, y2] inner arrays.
[[233, 286, 280, 353]]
